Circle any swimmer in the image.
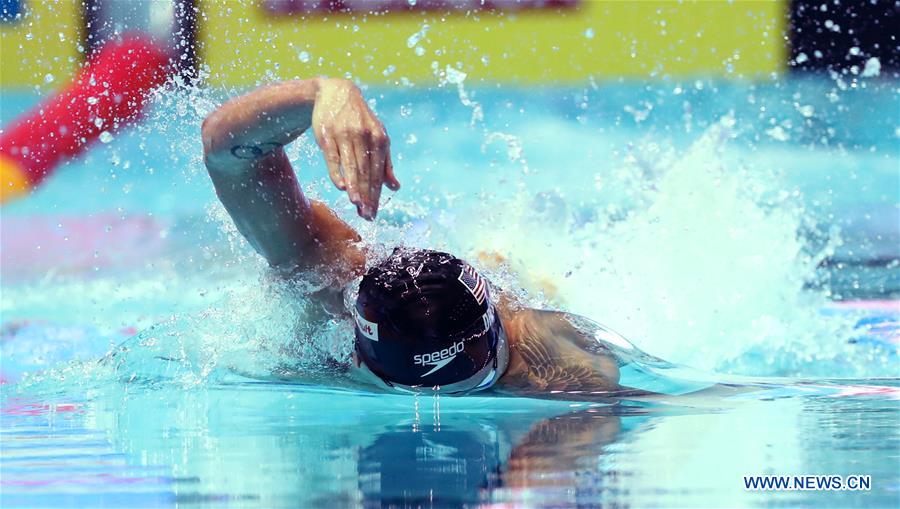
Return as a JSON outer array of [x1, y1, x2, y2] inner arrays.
[[201, 78, 634, 397]]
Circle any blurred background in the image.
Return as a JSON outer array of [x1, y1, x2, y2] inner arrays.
[[1, 0, 897, 85]]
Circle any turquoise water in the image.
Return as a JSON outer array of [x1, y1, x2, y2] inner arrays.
[[2, 78, 899, 507]]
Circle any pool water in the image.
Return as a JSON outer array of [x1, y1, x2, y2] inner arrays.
[[2, 77, 899, 508]]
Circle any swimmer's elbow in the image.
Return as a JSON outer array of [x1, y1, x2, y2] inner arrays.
[[201, 113, 236, 173], [200, 111, 217, 151], [200, 115, 218, 160]]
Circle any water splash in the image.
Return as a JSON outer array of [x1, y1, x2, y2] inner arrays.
[[441, 116, 862, 377], [10, 271, 355, 398], [436, 64, 529, 172]]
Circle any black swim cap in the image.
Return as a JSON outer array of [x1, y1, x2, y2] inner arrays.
[[354, 248, 502, 388]]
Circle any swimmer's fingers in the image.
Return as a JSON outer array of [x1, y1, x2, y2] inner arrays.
[[366, 149, 384, 220], [353, 131, 375, 220], [366, 124, 391, 217], [337, 139, 361, 212], [315, 128, 346, 190], [384, 146, 400, 191]]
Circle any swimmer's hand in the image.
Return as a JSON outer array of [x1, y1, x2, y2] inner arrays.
[[312, 79, 400, 220]]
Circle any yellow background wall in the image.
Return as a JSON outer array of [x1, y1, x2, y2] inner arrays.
[[199, 0, 787, 86], [0, 0, 81, 88], [0, 0, 787, 88]]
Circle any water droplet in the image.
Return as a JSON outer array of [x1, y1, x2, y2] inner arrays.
[[795, 52, 808, 64], [382, 64, 396, 76], [583, 28, 595, 39], [25, 32, 33, 41], [444, 66, 467, 84], [415, 46, 425, 57], [861, 57, 881, 78], [765, 126, 790, 142], [99, 131, 114, 143], [298, 51, 310, 63], [94, 118, 103, 128], [797, 104, 815, 118], [406, 24, 430, 48], [87, 96, 98, 105], [43, 73, 54, 84]]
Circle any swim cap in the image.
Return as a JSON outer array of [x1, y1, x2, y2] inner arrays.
[[354, 249, 503, 390]]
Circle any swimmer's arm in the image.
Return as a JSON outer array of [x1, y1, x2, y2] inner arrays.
[[505, 409, 622, 486], [201, 78, 398, 271], [493, 309, 626, 398]]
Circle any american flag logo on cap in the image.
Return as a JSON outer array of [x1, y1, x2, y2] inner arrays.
[[458, 264, 488, 305]]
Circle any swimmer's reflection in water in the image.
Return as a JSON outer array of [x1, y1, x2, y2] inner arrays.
[[357, 407, 636, 508], [201, 78, 654, 397]]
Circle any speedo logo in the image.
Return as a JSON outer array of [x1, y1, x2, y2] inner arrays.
[[414, 341, 465, 378]]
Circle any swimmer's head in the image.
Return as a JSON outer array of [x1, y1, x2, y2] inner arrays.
[[354, 248, 507, 394]]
